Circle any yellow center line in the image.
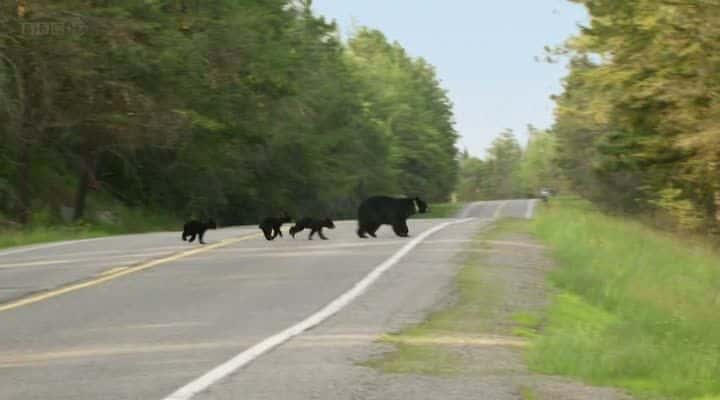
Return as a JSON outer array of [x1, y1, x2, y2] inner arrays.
[[0, 341, 241, 367], [0, 251, 178, 270], [0, 233, 262, 313], [96, 267, 129, 277]]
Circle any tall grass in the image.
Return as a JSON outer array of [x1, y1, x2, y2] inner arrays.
[[0, 207, 180, 250], [529, 197, 720, 399]]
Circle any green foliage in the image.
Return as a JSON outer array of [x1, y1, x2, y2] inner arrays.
[[0, 1, 458, 226], [456, 154, 488, 201], [518, 126, 565, 195], [458, 129, 533, 201], [0, 226, 110, 250], [422, 202, 463, 219], [348, 29, 459, 202], [649, 187, 705, 231], [0, 205, 179, 250], [552, 0, 720, 231], [529, 197, 720, 399]]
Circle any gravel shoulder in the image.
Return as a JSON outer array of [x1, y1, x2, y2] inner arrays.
[[192, 217, 633, 400]]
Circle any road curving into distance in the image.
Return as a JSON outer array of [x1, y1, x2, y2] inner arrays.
[[0, 199, 537, 400]]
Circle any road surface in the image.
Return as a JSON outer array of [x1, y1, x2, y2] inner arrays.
[[0, 199, 536, 400]]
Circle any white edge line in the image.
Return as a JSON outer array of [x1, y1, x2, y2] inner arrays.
[[525, 199, 539, 219], [163, 217, 476, 400], [458, 202, 479, 219], [492, 201, 509, 219]]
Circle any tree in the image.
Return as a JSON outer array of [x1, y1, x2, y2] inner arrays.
[[518, 125, 564, 194], [0, 1, 459, 226], [457, 129, 526, 201], [348, 29, 459, 202], [551, 0, 720, 230]]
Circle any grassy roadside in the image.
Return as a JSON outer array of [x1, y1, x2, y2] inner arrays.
[[528, 197, 720, 400], [0, 226, 119, 250], [363, 219, 520, 375], [0, 208, 180, 250], [423, 202, 465, 219]]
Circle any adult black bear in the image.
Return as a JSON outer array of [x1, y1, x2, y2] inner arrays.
[[289, 217, 335, 240], [259, 212, 292, 241], [357, 196, 427, 238], [182, 219, 217, 244]]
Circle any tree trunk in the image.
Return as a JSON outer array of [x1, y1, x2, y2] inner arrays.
[[16, 141, 31, 224], [73, 152, 96, 221]]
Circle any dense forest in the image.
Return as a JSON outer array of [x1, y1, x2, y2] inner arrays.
[[4, 0, 718, 236], [456, 126, 564, 202], [552, 0, 720, 233], [0, 0, 458, 227], [460, 0, 720, 234]]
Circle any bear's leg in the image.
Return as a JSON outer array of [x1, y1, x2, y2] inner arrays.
[[199, 229, 207, 244], [367, 223, 380, 238], [289, 226, 298, 238], [318, 228, 328, 240], [308, 228, 317, 240], [182, 230, 188, 241], [391, 224, 403, 236], [262, 227, 274, 241], [357, 225, 368, 238], [392, 222, 409, 237], [399, 221, 409, 236], [275, 224, 283, 238], [188, 233, 197, 243]]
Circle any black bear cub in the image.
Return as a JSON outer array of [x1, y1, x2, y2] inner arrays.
[[259, 212, 292, 241], [289, 217, 335, 240], [182, 219, 217, 244], [357, 196, 428, 238]]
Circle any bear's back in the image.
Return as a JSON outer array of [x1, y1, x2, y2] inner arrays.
[[358, 196, 414, 220]]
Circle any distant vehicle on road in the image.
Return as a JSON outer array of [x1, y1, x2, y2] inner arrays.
[[539, 188, 552, 203]]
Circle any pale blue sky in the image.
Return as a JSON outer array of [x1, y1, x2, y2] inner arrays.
[[312, 1, 588, 157]]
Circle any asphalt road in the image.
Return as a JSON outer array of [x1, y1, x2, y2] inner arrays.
[[0, 199, 537, 400]]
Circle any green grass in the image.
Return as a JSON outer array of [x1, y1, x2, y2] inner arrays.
[[0, 226, 115, 250], [363, 230, 506, 375], [520, 386, 539, 400], [528, 197, 720, 400], [512, 311, 543, 339], [0, 207, 180, 250], [483, 217, 532, 239], [423, 202, 464, 219]]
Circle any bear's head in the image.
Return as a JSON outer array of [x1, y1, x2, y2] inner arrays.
[[413, 197, 428, 214], [206, 219, 218, 229], [323, 218, 336, 229]]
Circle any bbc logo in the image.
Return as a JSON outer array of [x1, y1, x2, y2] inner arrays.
[[20, 19, 88, 36], [0, 1, 89, 36]]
